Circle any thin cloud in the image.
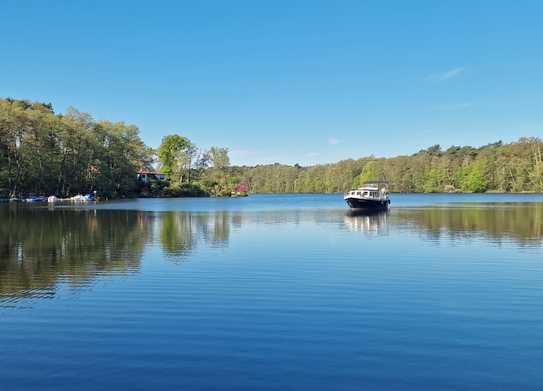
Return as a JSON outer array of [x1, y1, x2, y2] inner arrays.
[[328, 137, 341, 145], [428, 67, 465, 81]]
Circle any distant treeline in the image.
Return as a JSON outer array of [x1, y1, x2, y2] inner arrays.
[[1, 98, 542, 197], [237, 139, 543, 193]]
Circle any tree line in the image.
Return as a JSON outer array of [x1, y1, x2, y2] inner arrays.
[[0, 98, 152, 198], [0, 98, 239, 198], [237, 139, 543, 193], [1, 98, 542, 197]]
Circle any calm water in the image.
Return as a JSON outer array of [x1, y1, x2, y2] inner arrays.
[[1, 194, 543, 390]]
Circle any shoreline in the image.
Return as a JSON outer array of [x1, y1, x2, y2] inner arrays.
[[4, 191, 543, 204]]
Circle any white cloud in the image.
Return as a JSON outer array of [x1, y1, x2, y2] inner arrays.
[[429, 67, 465, 81], [328, 137, 341, 145], [305, 152, 320, 157]]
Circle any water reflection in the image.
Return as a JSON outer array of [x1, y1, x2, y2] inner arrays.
[[159, 211, 231, 260], [394, 204, 543, 245], [342, 204, 543, 245], [1, 203, 542, 299], [343, 210, 389, 235], [159, 212, 198, 257], [0, 207, 150, 299]]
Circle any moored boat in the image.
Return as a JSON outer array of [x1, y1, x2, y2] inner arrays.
[[344, 181, 390, 210], [70, 192, 96, 202], [24, 195, 48, 203]]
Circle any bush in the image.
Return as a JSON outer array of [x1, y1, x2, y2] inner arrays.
[[162, 183, 209, 197]]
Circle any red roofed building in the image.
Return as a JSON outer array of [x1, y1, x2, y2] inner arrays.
[[137, 169, 167, 184]]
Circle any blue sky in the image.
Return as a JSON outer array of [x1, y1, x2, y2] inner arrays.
[[2, 1, 542, 165]]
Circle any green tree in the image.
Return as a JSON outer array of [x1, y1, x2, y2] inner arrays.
[[353, 160, 380, 188], [0, 98, 151, 198], [157, 134, 196, 184], [208, 147, 230, 169], [459, 159, 488, 193], [423, 167, 444, 193]]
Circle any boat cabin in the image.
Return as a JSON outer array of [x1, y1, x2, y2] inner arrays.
[[347, 182, 388, 200], [349, 189, 381, 198]]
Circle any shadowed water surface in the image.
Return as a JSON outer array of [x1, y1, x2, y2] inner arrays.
[[1, 194, 542, 390]]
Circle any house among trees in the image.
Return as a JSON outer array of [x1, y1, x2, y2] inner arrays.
[[137, 169, 167, 184]]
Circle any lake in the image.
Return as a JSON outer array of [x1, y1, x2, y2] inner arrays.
[[1, 194, 543, 390]]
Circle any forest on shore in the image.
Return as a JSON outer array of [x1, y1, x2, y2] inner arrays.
[[0, 98, 237, 198], [1, 98, 542, 198], [239, 138, 543, 193]]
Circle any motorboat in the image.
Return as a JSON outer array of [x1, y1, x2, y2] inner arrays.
[[344, 181, 390, 210]]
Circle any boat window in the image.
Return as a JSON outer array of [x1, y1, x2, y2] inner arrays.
[[356, 191, 361, 195], [363, 191, 368, 196]]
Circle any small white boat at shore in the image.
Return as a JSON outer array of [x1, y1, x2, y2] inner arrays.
[[70, 194, 86, 202], [47, 192, 96, 203]]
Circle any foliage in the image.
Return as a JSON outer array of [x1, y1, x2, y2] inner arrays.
[[2, 98, 542, 198], [157, 135, 196, 184], [458, 159, 488, 193], [235, 138, 543, 194], [0, 98, 152, 198], [162, 183, 208, 197], [208, 146, 230, 169]]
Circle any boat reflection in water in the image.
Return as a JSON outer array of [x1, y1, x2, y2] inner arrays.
[[343, 209, 389, 235]]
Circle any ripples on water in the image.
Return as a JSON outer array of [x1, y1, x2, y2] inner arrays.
[[1, 194, 542, 390]]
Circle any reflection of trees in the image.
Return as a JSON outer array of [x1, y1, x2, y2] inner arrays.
[[159, 212, 198, 256], [208, 212, 231, 246], [394, 204, 543, 245], [3, 204, 541, 299], [158, 212, 231, 259], [0, 206, 150, 299]]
